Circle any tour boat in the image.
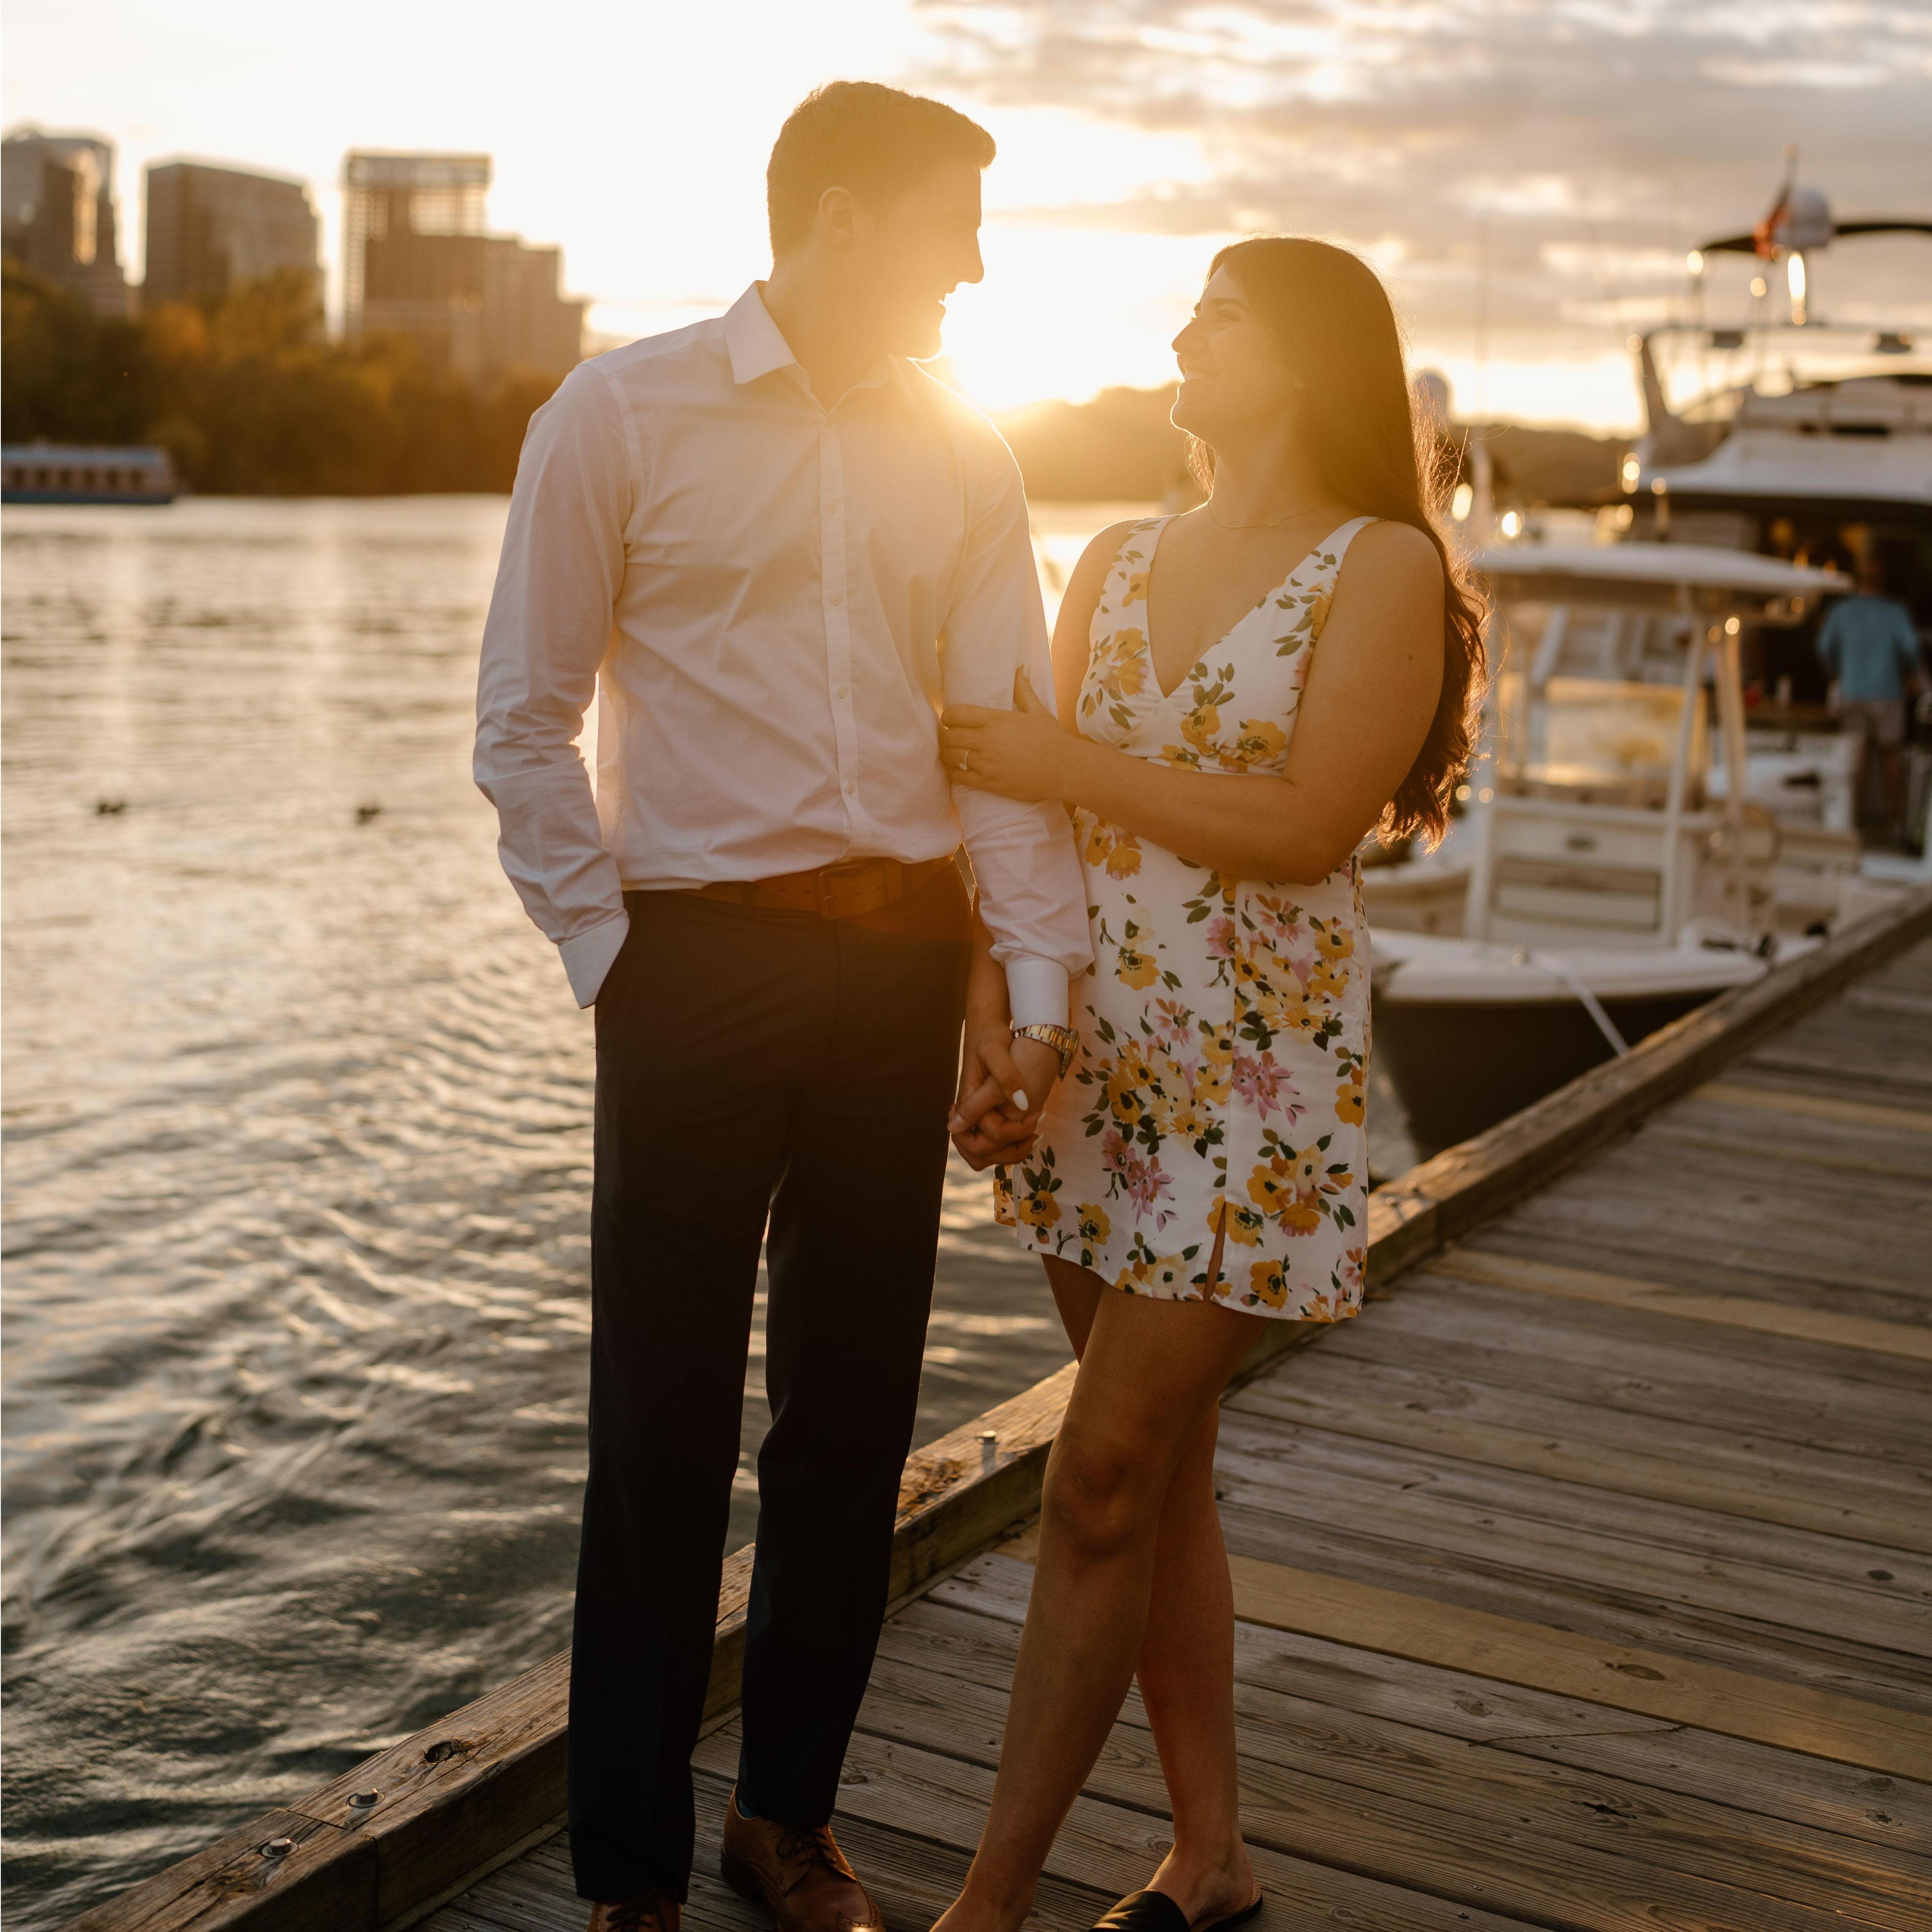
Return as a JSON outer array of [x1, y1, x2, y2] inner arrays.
[[1, 443, 177, 505]]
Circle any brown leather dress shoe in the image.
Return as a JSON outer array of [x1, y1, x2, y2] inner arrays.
[[719, 1785, 884, 1932], [586, 1894, 681, 1932]]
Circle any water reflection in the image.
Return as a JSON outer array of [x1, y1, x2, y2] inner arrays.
[[0, 498, 1072, 1926], [1, 494, 1411, 1927]]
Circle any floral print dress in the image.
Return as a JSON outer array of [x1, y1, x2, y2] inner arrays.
[[995, 515, 1377, 1320]]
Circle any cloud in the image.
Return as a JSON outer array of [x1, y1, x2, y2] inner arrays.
[[917, 0, 1932, 358]]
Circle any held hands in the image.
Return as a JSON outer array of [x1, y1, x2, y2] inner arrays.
[[949, 1026, 1063, 1170], [940, 669, 1075, 804]]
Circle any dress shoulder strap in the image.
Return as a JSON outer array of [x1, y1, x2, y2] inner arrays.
[[1095, 515, 1169, 631], [1298, 517, 1380, 648], [1323, 515, 1378, 570], [1113, 514, 1168, 580]]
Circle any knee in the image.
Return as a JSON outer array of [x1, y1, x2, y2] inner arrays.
[[1041, 1432, 1162, 1564]]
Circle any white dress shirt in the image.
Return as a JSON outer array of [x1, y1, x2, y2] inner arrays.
[[475, 284, 1089, 1022]]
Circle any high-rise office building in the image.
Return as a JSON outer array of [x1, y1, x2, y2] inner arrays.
[[342, 151, 582, 380], [482, 238, 586, 378], [1, 125, 132, 317], [143, 160, 321, 311]]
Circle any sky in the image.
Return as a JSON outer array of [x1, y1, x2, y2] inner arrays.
[[5, 0, 1929, 430]]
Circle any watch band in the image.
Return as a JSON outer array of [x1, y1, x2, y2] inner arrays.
[[1012, 1021, 1079, 1079]]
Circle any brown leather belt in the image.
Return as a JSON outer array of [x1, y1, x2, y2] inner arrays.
[[680, 853, 957, 920]]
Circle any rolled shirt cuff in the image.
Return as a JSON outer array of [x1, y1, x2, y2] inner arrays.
[[558, 908, 631, 1008], [1004, 954, 1071, 1031]]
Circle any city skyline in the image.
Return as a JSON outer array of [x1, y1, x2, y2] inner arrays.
[[4, 0, 1928, 429], [3, 127, 585, 378]]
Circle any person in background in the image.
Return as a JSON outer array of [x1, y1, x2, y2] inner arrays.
[[475, 81, 1088, 1932], [1817, 557, 1925, 842], [938, 238, 1485, 1932]]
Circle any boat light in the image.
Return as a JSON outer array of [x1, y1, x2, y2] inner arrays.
[[1452, 481, 1474, 521], [1686, 249, 1704, 276], [1500, 510, 1523, 538], [1620, 453, 1641, 492], [1787, 252, 1807, 325], [1751, 275, 1768, 299]]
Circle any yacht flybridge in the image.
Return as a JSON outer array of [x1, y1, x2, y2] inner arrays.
[[1628, 156, 1931, 537], [1621, 159, 1929, 702], [1364, 542, 1893, 1152]]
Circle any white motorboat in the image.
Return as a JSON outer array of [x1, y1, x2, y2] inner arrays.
[[1365, 541, 1890, 1152]]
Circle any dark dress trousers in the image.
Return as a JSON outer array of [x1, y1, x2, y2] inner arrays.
[[567, 879, 967, 1903]]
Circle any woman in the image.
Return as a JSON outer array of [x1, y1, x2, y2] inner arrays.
[[934, 238, 1485, 1932]]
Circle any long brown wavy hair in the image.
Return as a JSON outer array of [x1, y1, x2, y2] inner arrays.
[[1193, 238, 1487, 848]]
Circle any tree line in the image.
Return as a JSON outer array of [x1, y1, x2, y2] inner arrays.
[[2, 261, 561, 494]]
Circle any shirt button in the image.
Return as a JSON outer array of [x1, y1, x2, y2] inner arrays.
[[826, 500, 842, 514], [828, 594, 843, 607], [834, 685, 850, 700], [844, 779, 858, 795]]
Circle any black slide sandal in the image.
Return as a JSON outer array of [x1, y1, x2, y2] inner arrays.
[[1199, 1898, 1265, 1932], [1092, 1891, 1265, 1932]]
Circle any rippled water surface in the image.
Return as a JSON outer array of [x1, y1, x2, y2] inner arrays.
[[3, 495, 1416, 1928], [1, 497, 1087, 1926]]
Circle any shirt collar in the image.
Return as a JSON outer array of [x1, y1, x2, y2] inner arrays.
[[723, 283, 799, 387], [722, 282, 897, 399]]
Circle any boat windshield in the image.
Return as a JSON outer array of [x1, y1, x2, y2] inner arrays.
[[1493, 600, 1709, 808]]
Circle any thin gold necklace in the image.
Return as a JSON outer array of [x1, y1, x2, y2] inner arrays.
[[1205, 497, 1326, 532]]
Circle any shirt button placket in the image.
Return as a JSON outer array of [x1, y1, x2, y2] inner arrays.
[[822, 427, 864, 838]]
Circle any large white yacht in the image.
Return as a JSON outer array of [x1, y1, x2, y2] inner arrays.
[[1629, 163, 1930, 539], [1364, 166, 1930, 1150], [1625, 165, 1930, 864]]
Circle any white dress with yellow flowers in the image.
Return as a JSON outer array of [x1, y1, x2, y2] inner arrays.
[[995, 514, 1376, 1321]]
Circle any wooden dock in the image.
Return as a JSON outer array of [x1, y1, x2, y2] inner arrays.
[[75, 896, 1932, 1932]]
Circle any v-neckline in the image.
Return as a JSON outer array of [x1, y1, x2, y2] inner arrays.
[[1140, 514, 1354, 702]]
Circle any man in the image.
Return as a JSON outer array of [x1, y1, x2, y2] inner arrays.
[[1816, 557, 1925, 840], [475, 82, 1088, 1932]]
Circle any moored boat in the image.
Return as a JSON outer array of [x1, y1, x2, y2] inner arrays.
[[1367, 540, 1881, 1151]]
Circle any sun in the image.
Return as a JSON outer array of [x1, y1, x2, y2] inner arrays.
[[940, 224, 1228, 415]]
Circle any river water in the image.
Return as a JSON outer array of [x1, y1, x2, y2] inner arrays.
[[1, 495, 1413, 1926]]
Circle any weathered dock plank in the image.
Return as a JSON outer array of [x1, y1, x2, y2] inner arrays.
[[1229, 1352, 1932, 1546], [1439, 1247, 1932, 1352], [73, 891, 1932, 1932]]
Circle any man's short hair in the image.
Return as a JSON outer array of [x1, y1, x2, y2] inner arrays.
[[767, 82, 995, 257]]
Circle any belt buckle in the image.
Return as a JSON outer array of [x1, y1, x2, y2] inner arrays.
[[817, 859, 869, 918]]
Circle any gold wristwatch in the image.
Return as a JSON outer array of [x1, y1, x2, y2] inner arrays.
[[1012, 1022, 1079, 1079]]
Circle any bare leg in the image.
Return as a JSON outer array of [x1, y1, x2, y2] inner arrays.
[[1048, 1260, 1255, 1924], [1850, 728, 1873, 831], [932, 1265, 1263, 1932], [1880, 744, 1905, 836], [1137, 1406, 1255, 1920]]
